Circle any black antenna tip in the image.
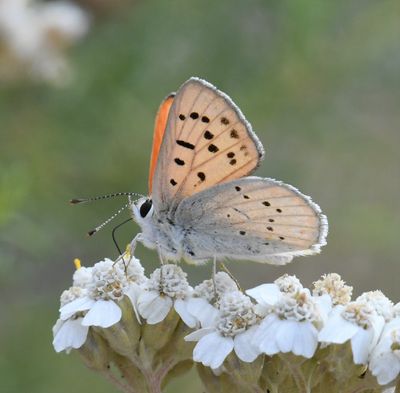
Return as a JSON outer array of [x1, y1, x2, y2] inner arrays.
[[87, 229, 97, 236], [70, 198, 87, 205]]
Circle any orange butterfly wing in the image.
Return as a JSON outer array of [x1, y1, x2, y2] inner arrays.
[[148, 94, 175, 194], [151, 78, 265, 212]]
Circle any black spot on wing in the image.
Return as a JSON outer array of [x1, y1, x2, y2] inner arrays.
[[177, 140, 195, 150], [230, 129, 239, 139], [208, 144, 219, 153], [204, 130, 214, 140], [174, 158, 185, 166]]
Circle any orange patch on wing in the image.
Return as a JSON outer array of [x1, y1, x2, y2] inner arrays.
[[148, 94, 175, 194]]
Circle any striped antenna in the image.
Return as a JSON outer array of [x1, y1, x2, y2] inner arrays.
[[70, 192, 144, 205], [87, 203, 131, 236]]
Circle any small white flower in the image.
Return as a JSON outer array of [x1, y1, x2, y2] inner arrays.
[[60, 286, 87, 307], [356, 290, 393, 322], [72, 266, 92, 289], [313, 273, 352, 306], [369, 318, 400, 385], [246, 283, 282, 317], [252, 290, 321, 358], [185, 291, 260, 369], [137, 264, 196, 326], [246, 274, 306, 318], [193, 271, 238, 303], [187, 272, 239, 327], [319, 301, 385, 364], [52, 317, 88, 353], [53, 285, 89, 353], [274, 274, 303, 294], [60, 259, 129, 328], [115, 253, 147, 285]]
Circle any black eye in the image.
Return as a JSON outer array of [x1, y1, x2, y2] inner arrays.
[[139, 199, 152, 218]]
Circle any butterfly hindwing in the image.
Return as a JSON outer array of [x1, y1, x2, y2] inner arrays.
[[174, 177, 328, 264], [151, 78, 264, 212]]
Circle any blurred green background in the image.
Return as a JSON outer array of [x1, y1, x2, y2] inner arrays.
[[1, 0, 399, 391]]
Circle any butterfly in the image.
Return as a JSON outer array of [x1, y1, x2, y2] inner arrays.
[[130, 77, 328, 265]]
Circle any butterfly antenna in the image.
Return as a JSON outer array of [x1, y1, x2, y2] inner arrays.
[[70, 192, 144, 205], [111, 218, 133, 256], [87, 203, 130, 237]]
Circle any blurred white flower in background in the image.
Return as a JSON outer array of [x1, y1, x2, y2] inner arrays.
[[0, 0, 89, 85]]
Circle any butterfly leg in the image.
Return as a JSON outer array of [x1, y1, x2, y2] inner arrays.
[[113, 232, 143, 274], [129, 233, 143, 256], [155, 242, 166, 290], [219, 261, 242, 292]]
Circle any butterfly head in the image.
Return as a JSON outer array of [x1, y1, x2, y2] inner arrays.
[[131, 197, 154, 225]]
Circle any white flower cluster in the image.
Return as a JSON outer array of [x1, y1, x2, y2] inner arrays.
[[53, 255, 145, 352], [0, 0, 89, 84], [53, 258, 400, 387]]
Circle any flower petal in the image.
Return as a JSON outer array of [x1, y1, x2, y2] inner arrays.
[[60, 296, 95, 320], [193, 332, 234, 369], [185, 327, 215, 342], [138, 291, 173, 324], [369, 314, 385, 350], [313, 294, 332, 324], [52, 318, 89, 352], [52, 318, 64, 336], [370, 351, 400, 385], [186, 297, 219, 328], [257, 316, 281, 355], [246, 284, 281, 307], [82, 299, 122, 328], [174, 298, 197, 328], [252, 314, 279, 346], [234, 326, 260, 362], [318, 307, 358, 344], [125, 283, 143, 323], [275, 320, 297, 353], [351, 328, 373, 364], [292, 322, 318, 358]]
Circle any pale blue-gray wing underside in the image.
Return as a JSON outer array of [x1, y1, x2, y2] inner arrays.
[[174, 177, 328, 265]]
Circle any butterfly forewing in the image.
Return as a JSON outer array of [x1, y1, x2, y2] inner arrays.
[[174, 177, 328, 265], [151, 78, 264, 212], [148, 94, 175, 194]]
